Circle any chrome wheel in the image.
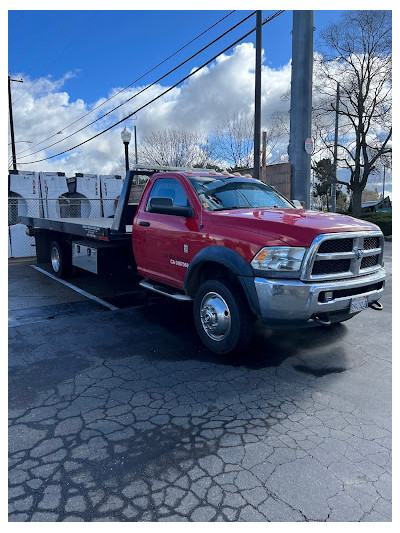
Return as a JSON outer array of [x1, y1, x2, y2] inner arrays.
[[51, 246, 61, 273], [200, 291, 231, 341]]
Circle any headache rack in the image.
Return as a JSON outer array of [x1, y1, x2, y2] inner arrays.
[[301, 231, 384, 281]]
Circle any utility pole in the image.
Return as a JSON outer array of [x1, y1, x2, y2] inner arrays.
[[288, 11, 314, 207], [253, 10, 262, 179], [330, 82, 340, 212], [134, 125, 138, 166], [8, 75, 23, 171], [382, 165, 386, 199], [261, 131, 267, 182]]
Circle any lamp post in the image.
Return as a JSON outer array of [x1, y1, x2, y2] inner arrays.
[[121, 126, 131, 174]]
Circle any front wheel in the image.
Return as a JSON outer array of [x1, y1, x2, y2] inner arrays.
[[193, 279, 254, 355]]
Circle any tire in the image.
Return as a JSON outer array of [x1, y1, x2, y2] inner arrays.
[[50, 240, 72, 279], [193, 279, 255, 355]]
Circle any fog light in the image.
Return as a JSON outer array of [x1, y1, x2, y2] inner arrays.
[[324, 291, 334, 302]]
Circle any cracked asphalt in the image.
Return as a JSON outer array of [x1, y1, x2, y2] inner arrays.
[[8, 243, 392, 522]]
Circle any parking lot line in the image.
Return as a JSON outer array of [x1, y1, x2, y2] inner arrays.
[[31, 265, 119, 311]]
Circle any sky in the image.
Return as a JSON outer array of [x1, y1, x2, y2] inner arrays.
[[8, 10, 344, 103], [7, 8, 391, 197]]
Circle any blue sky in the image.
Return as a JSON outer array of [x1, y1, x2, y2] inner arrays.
[[7, 10, 391, 197], [8, 10, 344, 104]]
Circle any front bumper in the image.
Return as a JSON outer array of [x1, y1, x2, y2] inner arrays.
[[253, 267, 386, 327]]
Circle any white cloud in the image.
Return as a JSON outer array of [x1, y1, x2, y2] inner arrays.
[[9, 43, 291, 176]]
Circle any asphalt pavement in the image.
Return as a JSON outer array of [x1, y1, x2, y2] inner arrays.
[[8, 242, 392, 522]]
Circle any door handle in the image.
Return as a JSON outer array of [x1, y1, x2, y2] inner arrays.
[[138, 221, 150, 227]]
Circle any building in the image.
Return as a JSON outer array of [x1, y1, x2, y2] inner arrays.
[[361, 196, 392, 213]]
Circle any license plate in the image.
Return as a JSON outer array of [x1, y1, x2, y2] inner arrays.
[[350, 296, 368, 313]]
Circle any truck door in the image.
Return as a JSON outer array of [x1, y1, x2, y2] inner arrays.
[[133, 177, 194, 288]]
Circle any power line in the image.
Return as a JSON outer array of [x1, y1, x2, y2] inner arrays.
[[15, 10, 237, 158], [13, 12, 97, 105], [18, 10, 284, 166], [9, 11, 55, 73], [9, 11, 24, 45], [11, 12, 74, 100], [18, 10, 256, 160]]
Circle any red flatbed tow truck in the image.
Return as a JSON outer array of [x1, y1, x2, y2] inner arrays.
[[21, 166, 386, 354]]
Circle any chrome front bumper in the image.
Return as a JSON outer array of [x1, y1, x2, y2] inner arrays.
[[254, 267, 386, 327]]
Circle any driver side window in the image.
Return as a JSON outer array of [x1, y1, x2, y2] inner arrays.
[[146, 178, 189, 211]]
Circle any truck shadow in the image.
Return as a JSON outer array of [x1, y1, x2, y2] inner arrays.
[[137, 299, 350, 371]]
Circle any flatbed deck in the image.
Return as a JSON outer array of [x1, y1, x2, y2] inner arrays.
[[19, 215, 132, 241]]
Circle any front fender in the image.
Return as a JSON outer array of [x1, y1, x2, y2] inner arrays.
[[184, 246, 260, 315]]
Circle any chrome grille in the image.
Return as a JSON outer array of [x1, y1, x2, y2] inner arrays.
[[364, 236, 380, 250], [312, 259, 351, 276], [301, 231, 384, 281], [361, 255, 379, 269], [318, 238, 353, 253]]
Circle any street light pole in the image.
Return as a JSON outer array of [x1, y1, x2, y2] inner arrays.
[[121, 126, 132, 175], [8, 75, 23, 171], [124, 143, 129, 172]]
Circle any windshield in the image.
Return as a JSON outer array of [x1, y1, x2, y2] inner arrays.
[[188, 176, 293, 211]]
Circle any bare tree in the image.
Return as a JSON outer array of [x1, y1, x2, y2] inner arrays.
[[138, 128, 210, 168], [210, 112, 254, 169], [210, 112, 286, 170], [314, 10, 392, 217], [112, 128, 219, 175]]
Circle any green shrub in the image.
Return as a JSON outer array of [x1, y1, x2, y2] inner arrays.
[[359, 212, 392, 236]]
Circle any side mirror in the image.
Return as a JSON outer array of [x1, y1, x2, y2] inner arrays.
[[149, 197, 194, 217]]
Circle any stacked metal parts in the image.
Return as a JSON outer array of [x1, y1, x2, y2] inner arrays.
[[8, 171, 123, 258]]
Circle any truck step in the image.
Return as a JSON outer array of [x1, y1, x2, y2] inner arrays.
[[139, 279, 193, 302]]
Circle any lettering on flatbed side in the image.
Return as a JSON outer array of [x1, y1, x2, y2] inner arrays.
[[82, 225, 101, 237]]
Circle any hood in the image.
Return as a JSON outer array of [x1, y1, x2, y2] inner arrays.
[[211, 208, 379, 246]]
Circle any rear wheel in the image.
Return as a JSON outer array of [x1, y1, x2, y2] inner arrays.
[[50, 240, 72, 279], [193, 279, 254, 354]]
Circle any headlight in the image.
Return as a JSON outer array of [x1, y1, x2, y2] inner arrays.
[[251, 247, 306, 272]]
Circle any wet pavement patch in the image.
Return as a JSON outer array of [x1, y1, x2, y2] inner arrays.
[[292, 364, 346, 377], [9, 356, 95, 409], [8, 300, 107, 327]]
